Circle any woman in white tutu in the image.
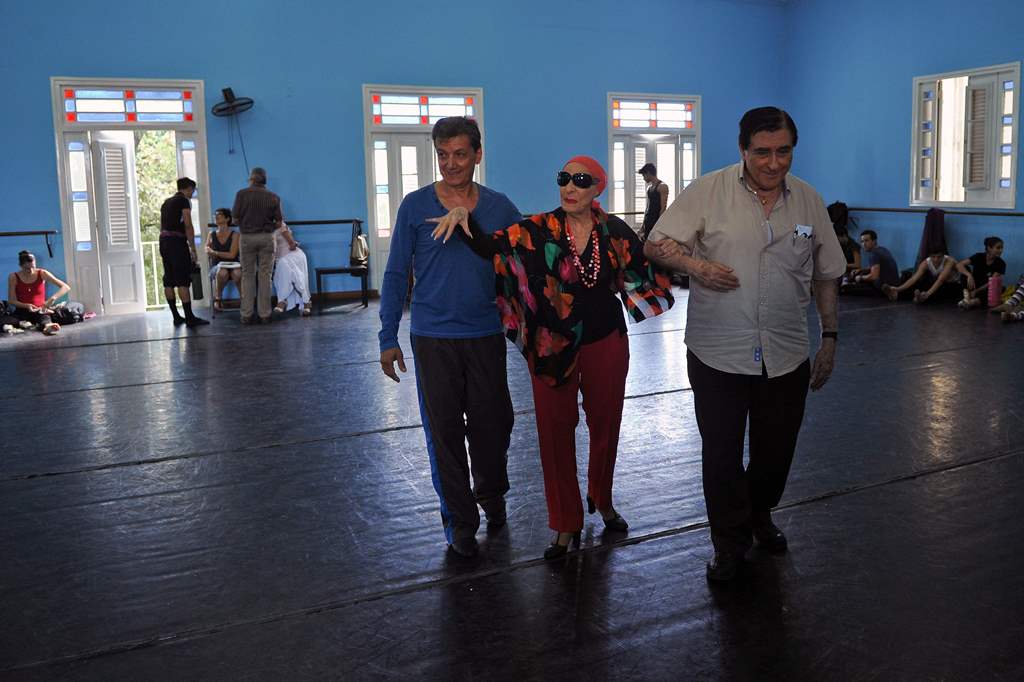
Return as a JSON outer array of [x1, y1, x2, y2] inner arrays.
[[272, 222, 312, 316]]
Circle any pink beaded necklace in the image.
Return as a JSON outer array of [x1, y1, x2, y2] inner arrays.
[[566, 219, 601, 288]]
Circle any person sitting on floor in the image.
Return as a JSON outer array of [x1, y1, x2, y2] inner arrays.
[[882, 249, 961, 304], [995, 275, 1024, 322], [841, 230, 899, 295], [206, 207, 241, 312], [955, 236, 1006, 309], [272, 221, 312, 316], [7, 250, 70, 335]]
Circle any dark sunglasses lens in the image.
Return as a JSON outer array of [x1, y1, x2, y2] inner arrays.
[[572, 173, 594, 188], [556, 171, 571, 186]]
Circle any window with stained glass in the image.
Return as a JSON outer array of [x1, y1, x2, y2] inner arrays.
[[911, 63, 1018, 208], [62, 87, 196, 124], [369, 92, 475, 127], [611, 98, 696, 129]]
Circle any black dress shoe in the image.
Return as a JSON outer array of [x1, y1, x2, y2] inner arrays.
[[586, 495, 629, 532], [753, 518, 788, 553], [543, 531, 581, 560], [448, 536, 479, 558], [706, 552, 742, 582]]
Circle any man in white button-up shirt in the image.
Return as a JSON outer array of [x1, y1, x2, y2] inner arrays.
[[645, 106, 847, 582]]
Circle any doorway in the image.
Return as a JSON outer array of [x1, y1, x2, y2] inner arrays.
[[362, 85, 484, 290], [52, 79, 211, 315]]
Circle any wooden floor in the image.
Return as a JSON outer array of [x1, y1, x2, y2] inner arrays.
[[2, 293, 1022, 681]]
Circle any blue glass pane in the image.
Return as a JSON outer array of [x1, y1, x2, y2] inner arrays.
[[76, 242, 93, 251], [184, 101, 193, 113], [67, 141, 84, 151], [466, 106, 474, 117], [181, 140, 196, 150], [1004, 116, 1013, 125], [75, 89, 124, 99], [375, 185, 388, 194], [137, 113, 184, 122], [125, 101, 136, 112], [1002, 145, 1013, 154], [134, 90, 182, 100], [922, 148, 932, 157], [77, 113, 126, 122], [921, 179, 932, 188], [922, 121, 932, 131], [72, 191, 88, 201], [64, 100, 76, 113], [372, 104, 381, 115], [1005, 81, 1014, 91], [373, 140, 386, 149], [613, 181, 624, 189], [923, 90, 934, 100], [1001, 179, 1012, 188]]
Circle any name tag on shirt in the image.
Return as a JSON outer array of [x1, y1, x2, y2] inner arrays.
[[794, 224, 813, 239]]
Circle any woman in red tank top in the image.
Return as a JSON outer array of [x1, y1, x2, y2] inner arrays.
[[7, 250, 71, 335]]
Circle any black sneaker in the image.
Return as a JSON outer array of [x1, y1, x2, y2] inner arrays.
[[448, 536, 479, 558], [706, 552, 742, 582], [185, 316, 209, 327]]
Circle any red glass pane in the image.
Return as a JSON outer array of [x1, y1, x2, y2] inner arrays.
[[612, 120, 620, 128], [185, 113, 194, 121], [466, 97, 474, 105], [372, 94, 380, 103], [420, 116, 428, 124], [66, 112, 76, 121], [685, 103, 693, 111], [649, 120, 657, 128], [612, 100, 619, 109], [686, 121, 693, 128], [373, 115, 382, 124], [650, 102, 657, 109], [183, 91, 192, 100], [420, 96, 428, 104], [64, 89, 74, 99], [125, 90, 134, 99], [127, 113, 137, 122]]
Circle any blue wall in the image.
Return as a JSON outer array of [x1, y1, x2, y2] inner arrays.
[[2, 0, 785, 286], [786, 0, 1024, 279], [6, 0, 1021, 291]]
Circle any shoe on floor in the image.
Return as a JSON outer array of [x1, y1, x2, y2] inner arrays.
[[752, 513, 788, 553], [448, 536, 479, 558], [484, 502, 507, 531], [706, 552, 743, 582], [185, 316, 209, 327], [240, 316, 254, 325]]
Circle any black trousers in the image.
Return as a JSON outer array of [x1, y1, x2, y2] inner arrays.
[[14, 307, 53, 329], [687, 350, 810, 556], [412, 334, 514, 543]]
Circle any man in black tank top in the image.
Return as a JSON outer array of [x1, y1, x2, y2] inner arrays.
[[638, 163, 669, 240]]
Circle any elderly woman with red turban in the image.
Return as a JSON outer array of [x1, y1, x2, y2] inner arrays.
[[430, 155, 674, 559]]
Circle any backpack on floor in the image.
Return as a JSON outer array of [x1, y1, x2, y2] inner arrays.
[[51, 301, 85, 325]]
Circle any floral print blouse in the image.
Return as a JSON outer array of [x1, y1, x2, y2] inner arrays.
[[463, 206, 673, 386]]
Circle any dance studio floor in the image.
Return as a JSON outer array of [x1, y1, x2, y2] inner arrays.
[[2, 292, 1022, 681]]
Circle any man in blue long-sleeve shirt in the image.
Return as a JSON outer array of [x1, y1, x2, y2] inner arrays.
[[378, 117, 521, 558]]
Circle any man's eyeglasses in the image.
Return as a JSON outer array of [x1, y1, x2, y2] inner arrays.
[[556, 171, 600, 189]]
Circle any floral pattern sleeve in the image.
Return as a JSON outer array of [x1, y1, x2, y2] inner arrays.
[[479, 209, 673, 386]]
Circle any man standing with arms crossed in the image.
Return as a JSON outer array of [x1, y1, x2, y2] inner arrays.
[[378, 117, 521, 558], [645, 107, 847, 582]]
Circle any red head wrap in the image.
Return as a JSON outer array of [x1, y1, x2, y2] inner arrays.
[[564, 155, 607, 214]]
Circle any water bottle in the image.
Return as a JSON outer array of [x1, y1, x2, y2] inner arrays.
[[988, 273, 1002, 307]]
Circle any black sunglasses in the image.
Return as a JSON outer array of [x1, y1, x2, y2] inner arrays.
[[556, 171, 600, 189]]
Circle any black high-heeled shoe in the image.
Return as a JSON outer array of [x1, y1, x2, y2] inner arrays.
[[587, 495, 629, 532], [543, 531, 581, 560]]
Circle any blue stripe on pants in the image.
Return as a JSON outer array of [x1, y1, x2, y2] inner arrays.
[[414, 355, 454, 544]]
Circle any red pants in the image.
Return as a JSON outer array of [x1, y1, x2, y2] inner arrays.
[[530, 330, 630, 532]]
